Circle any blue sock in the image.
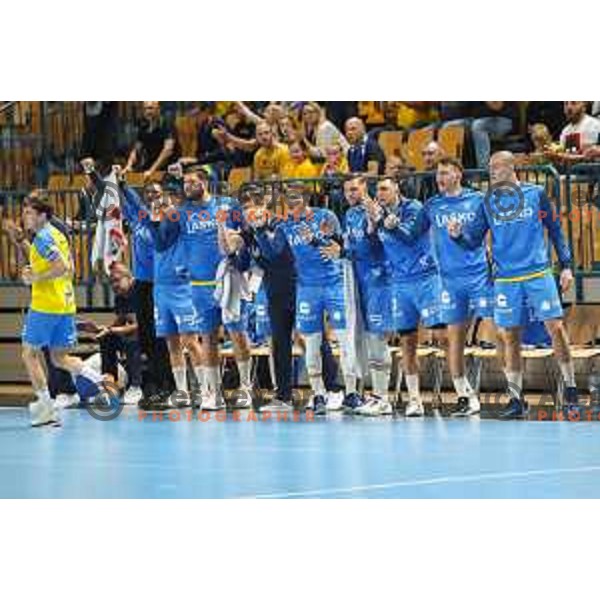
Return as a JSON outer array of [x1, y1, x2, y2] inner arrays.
[[74, 375, 101, 401]]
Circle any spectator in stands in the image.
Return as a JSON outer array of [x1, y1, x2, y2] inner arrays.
[[345, 117, 385, 175], [282, 141, 319, 179], [179, 102, 229, 173], [253, 121, 290, 180], [418, 141, 444, 202], [396, 102, 439, 130], [235, 101, 287, 140], [123, 101, 179, 182], [560, 101, 600, 152], [320, 143, 349, 176], [300, 102, 348, 161], [529, 124, 553, 154], [526, 102, 565, 140], [88, 263, 142, 405], [385, 154, 411, 179], [80, 102, 118, 165], [470, 102, 517, 168]]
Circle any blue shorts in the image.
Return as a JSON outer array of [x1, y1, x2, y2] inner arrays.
[[357, 278, 391, 334], [154, 284, 199, 338], [255, 286, 271, 339], [22, 310, 77, 349], [390, 273, 441, 332], [494, 272, 563, 329], [439, 270, 494, 325], [191, 285, 248, 335], [296, 283, 346, 335]]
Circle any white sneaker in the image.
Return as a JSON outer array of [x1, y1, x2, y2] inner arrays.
[[30, 399, 60, 427], [326, 390, 344, 411], [201, 392, 225, 411], [123, 387, 143, 406], [355, 395, 393, 416], [55, 393, 81, 409], [405, 399, 425, 417]]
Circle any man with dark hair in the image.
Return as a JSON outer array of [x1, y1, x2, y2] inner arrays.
[[424, 157, 494, 416], [19, 195, 118, 426], [123, 101, 180, 182]]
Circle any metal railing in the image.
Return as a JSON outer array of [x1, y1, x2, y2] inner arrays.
[[2, 164, 600, 306]]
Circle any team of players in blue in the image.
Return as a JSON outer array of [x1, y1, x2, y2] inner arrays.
[[101, 151, 581, 418]]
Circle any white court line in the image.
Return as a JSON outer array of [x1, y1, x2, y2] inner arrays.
[[247, 465, 600, 498]]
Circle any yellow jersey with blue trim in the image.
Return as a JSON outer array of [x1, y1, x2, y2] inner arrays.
[[29, 224, 76, 314]]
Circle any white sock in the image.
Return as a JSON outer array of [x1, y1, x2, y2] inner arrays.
[[237, 360, 251, 388], [505, 371, 523, 398], [344, 374, 358, 395], [268, 353, 276, 390], [453, 376, 476, 399], [36, 388, 52, 405], [205, 366, 221, 395], [371, 369, 389, 399], [559, 361, 576, 388], [172, 366, 188, 393], [193, 366, 206, 394], [406, 373, 420, 402]]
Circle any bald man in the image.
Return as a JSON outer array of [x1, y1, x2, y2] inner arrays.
[[448, 151, 577, 418], [418, 141, 444, 202], [345, 117, 385, 175]]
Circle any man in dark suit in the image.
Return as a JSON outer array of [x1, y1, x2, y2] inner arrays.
[[345, 117, 385, 175]]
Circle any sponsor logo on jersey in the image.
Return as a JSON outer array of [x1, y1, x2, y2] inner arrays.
[[496, 294, 508, 308]]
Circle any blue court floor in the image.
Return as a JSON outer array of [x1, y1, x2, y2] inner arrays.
[[1, 406, 600, 498]]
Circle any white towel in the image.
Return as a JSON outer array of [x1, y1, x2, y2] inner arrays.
[[342, 258, 369, 379], [214, 258, 252, 324], [91, 171, 127, 274]]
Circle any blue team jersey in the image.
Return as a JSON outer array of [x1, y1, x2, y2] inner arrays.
[[376, 199, 437, 282], [424, 188, 489, 278], [457, 183, 572, 280], [122, 188, 154, 282], [278, 207, 343, 287], [123, 187, 189, 286], [180, 196, 243, 282], [343, 204, 387, 286]]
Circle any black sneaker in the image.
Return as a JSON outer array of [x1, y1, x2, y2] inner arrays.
[[451, 397, 468, 417], [499, 396, 527, 419], [313, 394, 327, 415], [342, 392, 365, 413], [564, 386, 579, 411]]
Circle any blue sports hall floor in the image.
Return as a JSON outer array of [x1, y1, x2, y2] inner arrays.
[[2, 402, 600, 499]]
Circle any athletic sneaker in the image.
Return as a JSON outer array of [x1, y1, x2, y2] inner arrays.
[[341, 392, 365, 413], [123, 386, 143, 406], [231, 385, 256, 410], [405, 399, 425, 417], [313, 394, 327, 415], [30, 399, 60, 427], [259, 398, 293, 413], [499, 396, 527, 419], [55, 393, 81, 409], [201, 392, 226, 411], [451, 396, 481, 417], [327, 390, 345, 411], [355, 395, 393, 416], [167, 391, 192, 408]]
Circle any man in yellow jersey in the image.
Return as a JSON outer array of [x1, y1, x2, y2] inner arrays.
[[20, 195, 114, 426]]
